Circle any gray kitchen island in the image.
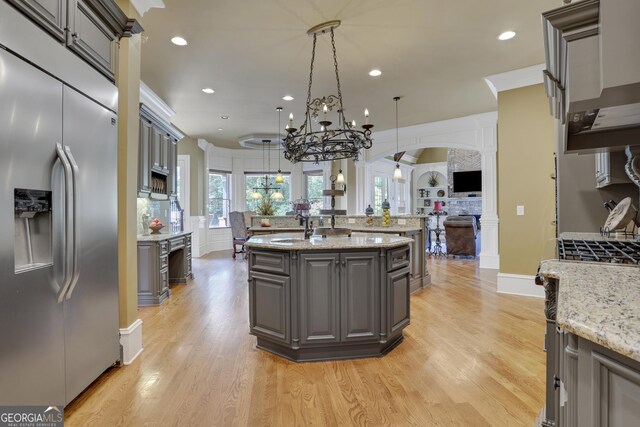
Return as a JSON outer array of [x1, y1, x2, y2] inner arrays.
[[245, 232, 414, 362]]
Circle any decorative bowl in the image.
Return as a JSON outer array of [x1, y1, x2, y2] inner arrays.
[[149, 223, 164, 234]]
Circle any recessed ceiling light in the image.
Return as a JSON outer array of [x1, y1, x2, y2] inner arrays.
[[369, 69, 382, 77], [282, 95, 294, 101], [221, 116, 229, 120], [498, 31, 516, 41], [171, 36, 188, 46], [202, 88, 215, 94], [218, 128, 223, 131]]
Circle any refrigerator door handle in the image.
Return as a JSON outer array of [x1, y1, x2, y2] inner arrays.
[[55, 143, 74, 303], [63, 145, 80, 300]]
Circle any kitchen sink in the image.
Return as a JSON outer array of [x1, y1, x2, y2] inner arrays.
[[270, 238, 308, 243]]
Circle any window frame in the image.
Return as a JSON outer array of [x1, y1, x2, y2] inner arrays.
[[244, 171, 292, 215], [208, 169, 232, 229], [304, 169, 325, 215]]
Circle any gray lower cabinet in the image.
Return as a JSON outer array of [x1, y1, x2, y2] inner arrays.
[[298, 252, 378, 344], [387, 266, 410, 334], [137, 233, 192, 306], [299, 253, 340, 344], [340, 252, 378, 341], [248, 271, 290, 344], [249, 246, 410, 362], [554, 331, 640, 427]]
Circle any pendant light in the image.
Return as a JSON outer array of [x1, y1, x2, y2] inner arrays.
[[393, 96, 403, 180], [275, 107, 284, 184], [269, 138, 285, 200], [336, 168, 345, 184]]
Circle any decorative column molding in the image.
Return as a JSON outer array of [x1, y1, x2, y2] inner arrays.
[[130, 0, 165, 17]]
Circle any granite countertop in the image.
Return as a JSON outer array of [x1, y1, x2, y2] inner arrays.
[[249, 226, 421, 233], [137, 230, 192, 242], [538, 259, 640, 362], [559, 232, 639, 242], [245, 232, 414, 250]]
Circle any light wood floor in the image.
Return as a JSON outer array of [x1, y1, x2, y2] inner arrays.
[[65, 253, 546, 426]]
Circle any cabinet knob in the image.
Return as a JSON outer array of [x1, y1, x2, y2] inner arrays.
[[71, 32, 78, 39], [341, 260, 346, 267]]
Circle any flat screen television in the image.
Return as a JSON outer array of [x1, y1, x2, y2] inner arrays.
[[452, 170, 482, 193]]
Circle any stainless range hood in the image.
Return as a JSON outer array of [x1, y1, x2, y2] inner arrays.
[[566, 103, 640, 152], [543, 0, 640, 152]]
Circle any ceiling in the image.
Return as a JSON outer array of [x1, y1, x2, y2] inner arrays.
[[139, 0, 560, 149]]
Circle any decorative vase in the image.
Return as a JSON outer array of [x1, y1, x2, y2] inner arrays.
[[381, 199, 391, 226]]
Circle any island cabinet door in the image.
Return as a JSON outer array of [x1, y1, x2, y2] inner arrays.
[[299, 253, 340, 344], [248, 271, 290, 344], [387, 266, 410, 334], [340, 252, 379, 342]]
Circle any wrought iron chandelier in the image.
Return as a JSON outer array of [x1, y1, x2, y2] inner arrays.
[[251, 140, 282, 199], [284, 20, 374, 164]]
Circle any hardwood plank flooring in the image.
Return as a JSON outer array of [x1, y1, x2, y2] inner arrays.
[[65, 253, 546, 426]]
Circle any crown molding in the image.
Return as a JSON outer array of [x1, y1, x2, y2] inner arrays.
[[484, 63, 545, 98], [130, 0, 165, 17], [140, 81, 175, 124]]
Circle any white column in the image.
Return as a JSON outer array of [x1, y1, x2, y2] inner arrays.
[[479, 132, 499, 269]]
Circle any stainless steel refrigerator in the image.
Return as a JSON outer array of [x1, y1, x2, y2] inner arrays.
[[0, 2, 120, 406]]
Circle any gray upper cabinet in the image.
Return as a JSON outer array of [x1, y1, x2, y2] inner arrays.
[[340, 253, 378, 342], [6, 0, 67, 41], [299, 253, 340, 344], [167, 137, 178, 198], [138, 117, 152, 196], [138, 104, 183, 197], [67, 0, 117, 81], [150, 126, 163, 173], [7, 0, 141, 82]]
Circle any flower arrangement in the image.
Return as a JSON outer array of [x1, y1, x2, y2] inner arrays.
[[428, 171, 439, 187], [257, 198, 275, 216]]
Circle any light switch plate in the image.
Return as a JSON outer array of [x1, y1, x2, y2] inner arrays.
[[348, 218, 356, 224], [398, 219, 406, 225], [516, 205, 525, 216]]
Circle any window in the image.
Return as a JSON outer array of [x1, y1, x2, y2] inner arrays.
[[304, 171, 324, 215], [245, 173, 291, 216], [373, 175, 390, 215], [208, 170, 231, 228]]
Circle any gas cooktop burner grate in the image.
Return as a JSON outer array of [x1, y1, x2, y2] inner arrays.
[[559, 239, 640, 264]]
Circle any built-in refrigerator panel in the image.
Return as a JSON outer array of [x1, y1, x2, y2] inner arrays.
[[0, 48, 66, 405], [62, 87, 119, 405]]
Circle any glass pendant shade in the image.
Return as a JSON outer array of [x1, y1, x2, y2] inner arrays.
[[275, 171, 284, 183], [393, 164, 403, 180], [270, 191, 284, 200], [336, 169, 345, 184], [251, 191, 264, 199]]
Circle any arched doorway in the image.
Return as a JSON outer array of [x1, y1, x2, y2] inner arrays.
[[354, 112, 499, 269]]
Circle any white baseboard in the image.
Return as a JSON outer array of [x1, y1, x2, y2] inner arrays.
[[496, 273, 544, 298], [119, 318, 143, 365]]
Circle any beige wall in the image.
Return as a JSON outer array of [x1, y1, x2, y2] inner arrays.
[[497, 84, 556, 275], [178, 137, 205, 216], [417, 147, 448, 164], [115, 0, 141, 329]]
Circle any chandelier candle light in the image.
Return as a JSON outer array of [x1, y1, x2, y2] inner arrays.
[[284, 20, 374, 164]]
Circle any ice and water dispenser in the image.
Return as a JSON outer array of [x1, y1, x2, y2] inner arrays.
[[14, 188, 52, 273]]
